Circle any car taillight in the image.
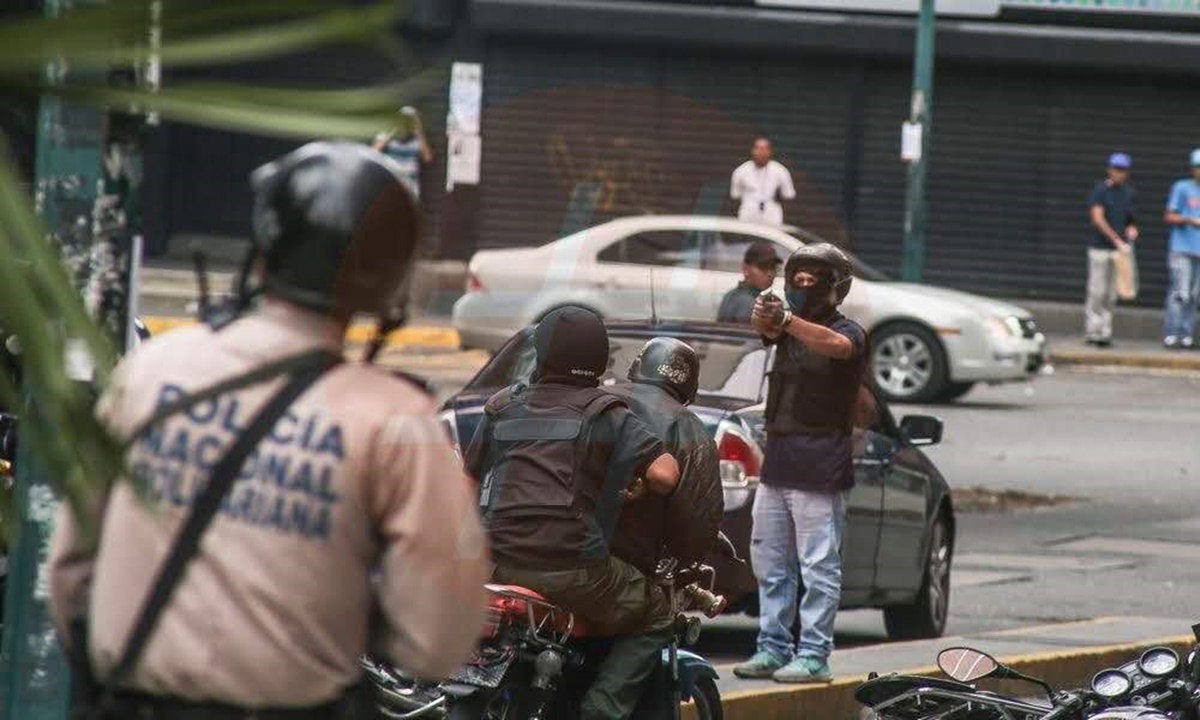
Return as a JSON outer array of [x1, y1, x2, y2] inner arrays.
[[437, 409, 462, 461], [466, 272, 485, 293], [718, 428, 760, 488]]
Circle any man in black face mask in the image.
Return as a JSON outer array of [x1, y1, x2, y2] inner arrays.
[[464, 306, 682, 720], [733, 243, 869, 685]]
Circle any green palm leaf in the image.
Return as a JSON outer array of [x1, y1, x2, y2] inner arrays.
[[0, 0, 436, 529]]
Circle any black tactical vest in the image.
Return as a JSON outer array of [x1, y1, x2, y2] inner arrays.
[[764, 313, 864, 435], [479, 382, 625, 560]]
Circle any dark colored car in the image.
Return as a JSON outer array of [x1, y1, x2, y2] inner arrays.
[[439, 320, 956, 640]]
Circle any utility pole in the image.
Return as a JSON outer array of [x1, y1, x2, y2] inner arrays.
[[0, 1, 146, 717], [901, 0, 936, 283]]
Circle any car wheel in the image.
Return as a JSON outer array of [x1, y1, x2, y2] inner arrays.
[[871, 322, 948, 404], [883, 512, 951, 641], [937, 382, 976, 403]]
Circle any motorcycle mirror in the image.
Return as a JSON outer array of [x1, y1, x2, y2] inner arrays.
[[938, 647, 1000, 683]]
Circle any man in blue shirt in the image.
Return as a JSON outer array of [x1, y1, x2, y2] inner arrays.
[[1084, 153, 1138, 348], [1162, 149, 1200, 350]]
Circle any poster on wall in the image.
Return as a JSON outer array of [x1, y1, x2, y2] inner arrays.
[[447, 62, 483, 136], [446, 61, 483, 191]]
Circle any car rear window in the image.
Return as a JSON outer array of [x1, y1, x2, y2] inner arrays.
[[466, 329, 770, 404]]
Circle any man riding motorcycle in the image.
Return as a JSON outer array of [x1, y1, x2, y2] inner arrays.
[[463, 306, 682, 720]]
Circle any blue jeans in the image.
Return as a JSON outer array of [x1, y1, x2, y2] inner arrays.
[[750, 484, 847, 662], [1164, 252, 1200, 340]]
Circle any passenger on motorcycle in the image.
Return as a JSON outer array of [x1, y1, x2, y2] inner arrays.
[[603, 336, 725, 719], [463, 305, 682, 720], [608, 337, 723, 579]]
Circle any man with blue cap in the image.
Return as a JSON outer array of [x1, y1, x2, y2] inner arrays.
[[1162, 149, 1200, 350], [1084, 152, 1139, 348]]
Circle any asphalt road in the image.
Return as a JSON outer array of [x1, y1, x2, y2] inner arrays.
[[389, 350, 1200, 663]]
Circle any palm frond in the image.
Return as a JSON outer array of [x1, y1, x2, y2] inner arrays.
[[0, 0, 434, 531]]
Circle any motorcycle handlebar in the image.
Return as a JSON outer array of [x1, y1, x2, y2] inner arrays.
[[1040, 693, 1086, 720]]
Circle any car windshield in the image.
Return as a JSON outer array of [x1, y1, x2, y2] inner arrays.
[[465, 329, 771, 404], [782, 227, 890, 282]]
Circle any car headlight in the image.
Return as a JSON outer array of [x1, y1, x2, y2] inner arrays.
[[985, 316, 1022, 339]]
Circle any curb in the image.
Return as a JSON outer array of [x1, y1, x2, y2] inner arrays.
[[1049, 348, 1200, 372], [141, 317, 461, 349], [140, 317, 1200, 370], [699, 633, 1194, 720]]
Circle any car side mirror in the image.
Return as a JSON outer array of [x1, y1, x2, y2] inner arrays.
[[900, 415, 942, 446]]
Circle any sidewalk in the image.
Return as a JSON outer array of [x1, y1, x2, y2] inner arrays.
[[1046, 335, 1200, 372], [709, 616, 1193, 720]]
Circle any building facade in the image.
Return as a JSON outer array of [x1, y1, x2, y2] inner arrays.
[[145, 1, 1200, 305]]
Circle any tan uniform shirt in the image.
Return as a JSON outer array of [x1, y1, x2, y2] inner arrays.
[[48, 302, 490, 708]]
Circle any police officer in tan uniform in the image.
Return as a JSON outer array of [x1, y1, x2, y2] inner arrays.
[[49, 142, 490, 719]]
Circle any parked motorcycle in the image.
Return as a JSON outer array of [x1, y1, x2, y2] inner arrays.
[[365, 552, 731, 720], [856, 623, 1200, 720]]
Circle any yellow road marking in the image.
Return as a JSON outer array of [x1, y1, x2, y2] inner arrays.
[[141, 316, 460, 348]]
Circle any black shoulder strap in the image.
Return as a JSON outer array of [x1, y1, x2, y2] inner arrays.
[[103, 350, 340, 694]]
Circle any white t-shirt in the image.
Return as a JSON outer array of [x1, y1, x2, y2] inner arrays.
[[730, 160, 796, 226]]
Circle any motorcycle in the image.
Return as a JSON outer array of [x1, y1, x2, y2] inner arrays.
[[364, 552, 730, 720], [856, 623, 1200, 720]]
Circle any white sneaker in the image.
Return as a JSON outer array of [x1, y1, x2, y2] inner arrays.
[[1183, 337, 1196, 350], [1164, 335, 1181, 349]]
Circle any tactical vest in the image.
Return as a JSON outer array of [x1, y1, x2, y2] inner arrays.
[[764, 313, 864, 435], [479, 382, 625, 560]]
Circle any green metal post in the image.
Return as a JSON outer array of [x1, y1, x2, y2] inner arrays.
[[0, 1, 144, 718], [0, 3, 102, 719], [902, 0, 936, 283]]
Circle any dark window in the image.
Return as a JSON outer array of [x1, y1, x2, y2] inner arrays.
[[467, 329, 536, 390], [605, 334, 769, 403], [597, 230, 707, 268], [703, 232, 788, 274]]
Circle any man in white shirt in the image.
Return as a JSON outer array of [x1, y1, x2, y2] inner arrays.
[[731, 137, 796, 226]]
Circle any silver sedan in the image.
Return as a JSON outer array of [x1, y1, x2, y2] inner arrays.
[[452, 215, 1047, 403]]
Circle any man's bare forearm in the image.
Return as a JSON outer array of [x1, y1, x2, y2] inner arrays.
[[783, 316, 853, 359]]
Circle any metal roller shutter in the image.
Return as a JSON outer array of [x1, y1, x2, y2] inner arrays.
[[478, 39, 854, 251], [479, 38, 1192, 307], [857, 60, 1190, 306]]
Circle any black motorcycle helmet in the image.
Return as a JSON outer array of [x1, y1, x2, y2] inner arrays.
[[783, 242, 853, 317], [243, 141, 420, 321], [627, 337, 701, 405], [533, 306, 608, 386]]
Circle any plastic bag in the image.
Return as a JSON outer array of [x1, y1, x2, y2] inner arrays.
[[1115, 245, 1139, 301]]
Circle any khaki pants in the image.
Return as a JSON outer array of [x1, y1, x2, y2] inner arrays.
[[492, 557, 674, 720], [1085, 248, 1118, 341]]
